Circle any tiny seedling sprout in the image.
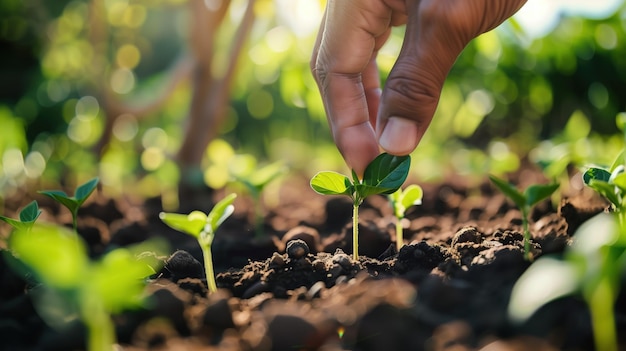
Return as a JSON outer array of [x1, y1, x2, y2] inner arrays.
[[489, 175, 559, 261], [232, 161, 286, 237], [9, 223, 164, 351], [159, 193, 236, 293], [509, 213, 624, 351], [0, 200, 42, 232], [583, 153, 626, 226], [311, 153, 411, 260], [389, 185, 423, 252], [39, 177, 99, 232]]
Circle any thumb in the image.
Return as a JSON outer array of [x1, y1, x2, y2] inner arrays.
[[376, 2, 472, 155]]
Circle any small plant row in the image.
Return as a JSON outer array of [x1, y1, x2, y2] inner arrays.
[[508, 149, 626, 351], [309, 147, 625, 351], [3, 147, 625, 351], [1, 177, 168, 351], [1, 177, 99, 233]]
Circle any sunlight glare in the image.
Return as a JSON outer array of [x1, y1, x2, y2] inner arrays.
[[514, 0, 622, 39], [142, 128, 168, 149], [266, 26, 292, 53], [2, 149, 24, 178], [116, 44, 141, 69], [110, 68, 136, 94], [75, 96, 99, 120], [141, 147, 165, 171], [275, 0, 322, 38], [113, 114, 139, 142], [24, 151, 46, 178]]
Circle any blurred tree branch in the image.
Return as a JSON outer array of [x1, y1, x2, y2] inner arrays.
[[176, 0, 256, 171], [87, 0, 257, 191], [88, 0, 195, 155]]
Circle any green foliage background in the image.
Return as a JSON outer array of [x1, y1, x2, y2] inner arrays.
[[1, 0, 625, 198]]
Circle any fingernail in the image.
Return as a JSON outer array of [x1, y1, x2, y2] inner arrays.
[[378, 117, 418, 154]]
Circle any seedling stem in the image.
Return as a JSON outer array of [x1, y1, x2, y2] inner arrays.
[[489, 175, 558, 261], [311, 153, 411, 261], [352, 200, 360, 259], [389, 185, 423, 251], [159, 193, 236, 293]]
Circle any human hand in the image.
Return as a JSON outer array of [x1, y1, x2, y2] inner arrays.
[[311, 0, 527, 176]]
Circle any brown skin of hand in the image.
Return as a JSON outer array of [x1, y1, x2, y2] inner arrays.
[[311, 0, 527, 176]]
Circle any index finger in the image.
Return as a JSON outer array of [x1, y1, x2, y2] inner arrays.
[[311, 0, 392, 174]]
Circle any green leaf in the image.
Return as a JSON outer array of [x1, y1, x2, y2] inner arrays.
[[489, 175, 526, 209], [0, 201, 41, 231], [362, 153, 411, 194], [0, 216, 28, 231], [587, 179, 621, 208], [207, 193, 237, 234], [39, 190, 79, 215], [508, 257, 579, 323], [9, 223, 88, 288], [91, 244, 162, 313], [611, 172, 626, 193], [159, 211, 207, 238], [569, 213, 618, 257], [525, 183, 559, 207], [351, 169, 360, 185], [19, 200, 41, 223], [74, 177, 99, 205], [246, 162, 286, 191], [609, 151, 625, 172], [310, 171, 353, 196], [391, 184, 424, 218], [583, 167, 611, 185], [234, 177, 259, 198], [400, 184, 423, 208]]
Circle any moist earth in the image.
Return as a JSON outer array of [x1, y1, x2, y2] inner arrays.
[[0, 174, 623, 351]]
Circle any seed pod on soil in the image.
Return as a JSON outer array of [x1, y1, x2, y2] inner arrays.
[[332, 252, 352, 270], [286, 239, 310, 259], [451, 227, 482, 247], [159, 250, 204, 281]]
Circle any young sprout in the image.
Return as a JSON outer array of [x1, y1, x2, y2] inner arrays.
[[232, 161, 286, 237], [9, 223, 163, 351], [39, 177, 99, 232], [509, 213, 624, 351], [0, 200, 42, 232], [489, 175, 559, 261], [311, 153, 411, 261], [159, 193, 236, 293], [585, 114, 626, 226], [389, 185, 423, 252], [583, 156, 626, 225]]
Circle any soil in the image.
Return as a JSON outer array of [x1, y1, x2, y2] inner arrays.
[[0, 171, 624, 351]]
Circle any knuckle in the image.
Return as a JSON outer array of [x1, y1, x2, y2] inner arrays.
[[386, 74, 439, 106], [384, 72, 440, 119], [312, 60, 328, 86]]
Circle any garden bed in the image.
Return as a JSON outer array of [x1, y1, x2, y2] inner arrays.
[[1, 171, 623, 351]]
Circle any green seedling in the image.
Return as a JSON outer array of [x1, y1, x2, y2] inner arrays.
[[489, 175, 559, 261], [8, 223, 164, 351], [389, 185, 423, 252], [39, 177, 99, 232], [509, 213, 625, 351], [0, 200, 42, 232], [159, 193, 236, 293], [583, 155, 626, 225], [232, 161, 286, 237], [311, 153, 411, 260]]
